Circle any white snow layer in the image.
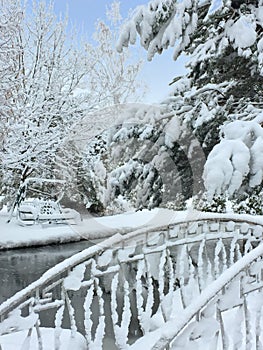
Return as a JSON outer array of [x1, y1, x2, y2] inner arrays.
[[117, 0, 263, 65], [204, 139, 250, 199], [204, 119, 263, 198], [2, 208, 263, 251], [226, 16, 257, 49], [0, 208, 171, 250]]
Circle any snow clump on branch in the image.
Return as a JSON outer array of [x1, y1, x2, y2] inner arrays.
[[204, 119, 263, 200]]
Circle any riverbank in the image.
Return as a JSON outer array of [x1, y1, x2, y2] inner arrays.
[[0, 207, 181, 250], [1, 207, 263, 250]]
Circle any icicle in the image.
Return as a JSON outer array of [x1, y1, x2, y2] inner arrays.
[[179, 244, 188, 286], [158, 250, 167, 304], [64, 289, 77, 336], [84, 283, 95, 346], [167, 252, 175, 295], [221, 242, 227, 272], [188, 255, 195, 284], [92, 279, 105, 350], [206, 258, 214, 286], [111, 273, 119, 331], [236, 242, 242, 260], [136, 259, 146, 334], [144, 259, 154, 333], [197, 239, 206, 291], [111, 275, 131, 349], [54, 302, 65, 350], [186, 255, 197, 304], [120, 281, 131, 348], [229, 236, 238, 266], [178, 244, 188, 308], [214, 239, 224, 278]]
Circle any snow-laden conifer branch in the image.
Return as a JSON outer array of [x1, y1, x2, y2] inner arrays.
[[118, 0, 263, 73]]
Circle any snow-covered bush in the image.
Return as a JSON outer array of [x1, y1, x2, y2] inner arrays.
[[163, 193, 186, 211], [232, 186, 263, 215], [194, 193, 227, 213]]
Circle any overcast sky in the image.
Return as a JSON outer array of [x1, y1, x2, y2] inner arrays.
[[31, 0, 187, 103]]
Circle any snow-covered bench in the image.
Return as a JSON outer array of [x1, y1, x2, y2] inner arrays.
[[17, 199, 81, 226]]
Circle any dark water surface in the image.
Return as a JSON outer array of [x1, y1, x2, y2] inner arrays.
[[0, 240, 94, 304]]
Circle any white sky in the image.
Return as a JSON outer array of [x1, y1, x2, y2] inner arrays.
[[31, 0, 187, 103]]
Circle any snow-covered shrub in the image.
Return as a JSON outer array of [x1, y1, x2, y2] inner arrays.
[[107, 159, 163, 210], [232, 186, 263, 215], [163, 193, 186, 211], [194, 193, 227, 213], [81, 134, 108, 213]]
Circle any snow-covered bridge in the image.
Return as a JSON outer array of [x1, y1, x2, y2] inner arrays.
[[0, 215, 263, 349]]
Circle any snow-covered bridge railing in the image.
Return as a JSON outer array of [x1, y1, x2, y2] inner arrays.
[[0, 215, 263, 349], [132, 243, 263, 350]]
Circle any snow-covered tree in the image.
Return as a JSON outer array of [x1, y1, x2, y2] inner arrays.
[[117, 0, 263, 70], [80, 102, 205, 213], [0, 0, 22, 182], [87, 2, 144, 106], [0, 0, 143, 211], [116, 0, 263, 211], [1, 0, 92, 208]]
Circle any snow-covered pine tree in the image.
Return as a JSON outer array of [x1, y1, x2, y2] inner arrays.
[[116, 0, 263, 213], [81, 102, 205, 213]]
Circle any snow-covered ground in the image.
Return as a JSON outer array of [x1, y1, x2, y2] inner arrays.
[[0, 207, 182, 250], [1, 206, 263, 250]]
